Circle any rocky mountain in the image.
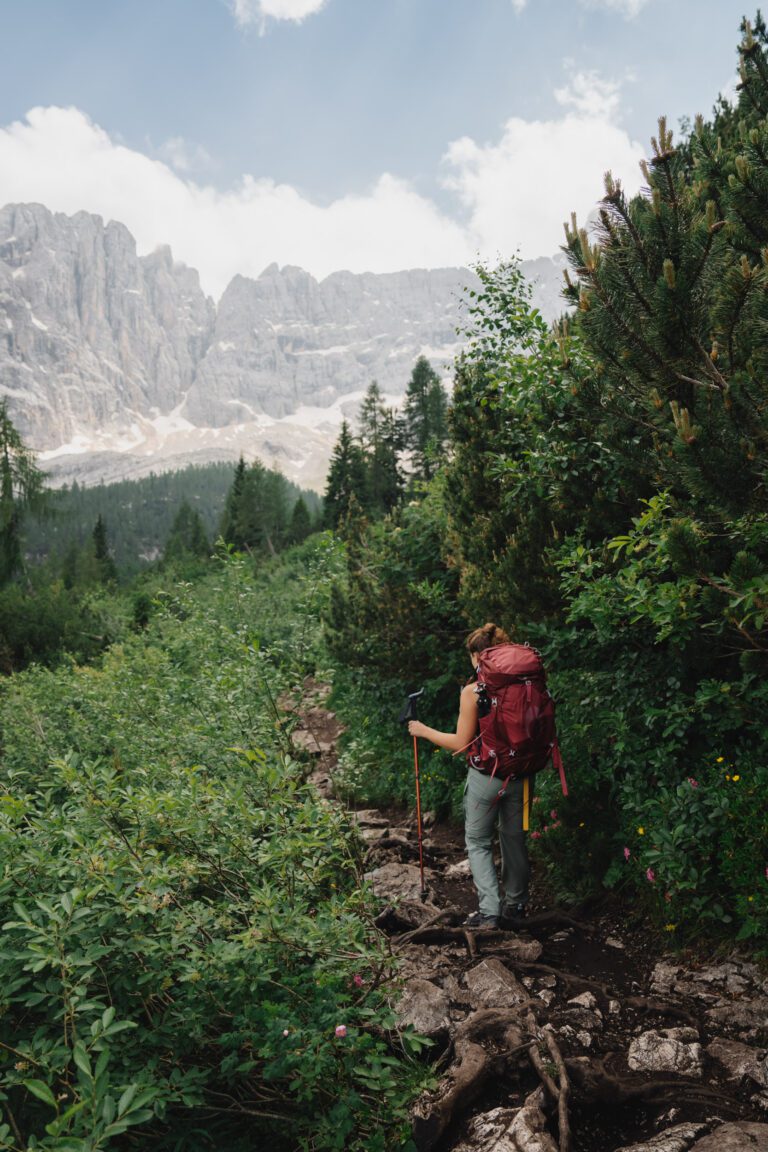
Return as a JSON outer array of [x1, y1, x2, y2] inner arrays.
[[0, 203, 568, 491]]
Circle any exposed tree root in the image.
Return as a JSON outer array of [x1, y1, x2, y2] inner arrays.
[[525, 1012, 571, 1152], [390, 910, 457, 945], [412, 1039, 492, 1151], [543, 1028, 572, 1152], [412, 1009, 528, 1151], [565, 1055, 742, 1111], [624, 995, 699, 1026]]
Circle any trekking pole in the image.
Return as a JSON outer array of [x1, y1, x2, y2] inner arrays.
[[399, 688, 426, 898]]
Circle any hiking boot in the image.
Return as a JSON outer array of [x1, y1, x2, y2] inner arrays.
[[500, 903, 527, 926], [463, 911, 499, 930]]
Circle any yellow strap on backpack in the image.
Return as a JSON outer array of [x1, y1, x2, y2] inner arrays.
[[523, 776, 530, 831]]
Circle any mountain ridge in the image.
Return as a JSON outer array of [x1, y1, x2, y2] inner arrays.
[[0, 202, 568, 491]]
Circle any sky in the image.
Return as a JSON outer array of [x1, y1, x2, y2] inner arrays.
[[0, 0, 752, 299]]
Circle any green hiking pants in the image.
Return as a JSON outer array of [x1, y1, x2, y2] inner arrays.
[[463, 768, 531, 918]]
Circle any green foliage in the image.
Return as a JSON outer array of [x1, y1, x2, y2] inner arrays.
[[0, 543, 426, 1150], [359, 382, 404, 515], [331, 665, 465, 819], [401, 357, 448, 484], [0, 579, 113, 674], [326, 484, 463, 685], [163, 500, 209, 567], [219, 458, 301, 556], [321, 17, 768, 946], [323, 422, 370, 531], [24, 461, 320, 578]]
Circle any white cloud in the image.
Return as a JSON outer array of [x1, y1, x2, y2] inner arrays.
[[156, 136, 214, 174], [579, 0, 651, 18], [555, 71, 621, 119], [0, 82, 645, 297], [511, 0, 528, 13], [0, 106, 471, 298], [442, 72, 645, 261], [230, 0, 328, 27]]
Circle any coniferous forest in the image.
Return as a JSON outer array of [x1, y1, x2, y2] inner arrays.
[[1, 14, 768, 1152]]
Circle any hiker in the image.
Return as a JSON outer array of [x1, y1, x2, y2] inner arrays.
[[407, 623, 530, 930]]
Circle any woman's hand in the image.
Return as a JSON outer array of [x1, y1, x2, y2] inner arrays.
[[408, 720, 427, 739]]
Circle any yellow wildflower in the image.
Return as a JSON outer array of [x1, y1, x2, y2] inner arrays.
[[637, 827, 645, 835], [716, 756, 724, 763], [733, 774, 740, 782], [664, 923, 676, 932]]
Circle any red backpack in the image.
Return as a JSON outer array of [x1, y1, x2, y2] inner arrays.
[[468, 643, 567, 796]]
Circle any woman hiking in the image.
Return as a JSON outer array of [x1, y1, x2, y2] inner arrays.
[[408, 623, 531, 930]]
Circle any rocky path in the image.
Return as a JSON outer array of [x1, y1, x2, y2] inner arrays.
[[287, 679, 768, 1152]]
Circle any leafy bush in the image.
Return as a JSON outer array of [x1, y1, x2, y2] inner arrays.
[[0, 545, 426, 1150]]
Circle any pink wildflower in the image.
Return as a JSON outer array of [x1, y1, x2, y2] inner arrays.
[[550, 809, 558, 820], [687, 777, 699, 788], [352, 974, 363, 988], [623, 847, 631, 861], [335, 1025, 347, 1038], [530, 831, 542, 840], [283, 1029, 289, 1037], [646, 868, 655, 883]]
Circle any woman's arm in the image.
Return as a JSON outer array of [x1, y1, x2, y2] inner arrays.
[[407, 684, 478, 753]]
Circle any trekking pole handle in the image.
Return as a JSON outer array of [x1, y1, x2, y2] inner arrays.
[[399, 687, 424, 725]]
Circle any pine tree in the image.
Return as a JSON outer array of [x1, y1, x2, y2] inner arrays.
[[323, 421, 369, 529], [401, 356, 448, 483]]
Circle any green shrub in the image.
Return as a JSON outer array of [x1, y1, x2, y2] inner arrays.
[[0, 545, 426, 1150]]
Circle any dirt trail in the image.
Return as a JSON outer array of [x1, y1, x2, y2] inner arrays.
[[286, 679, 768, 1152]]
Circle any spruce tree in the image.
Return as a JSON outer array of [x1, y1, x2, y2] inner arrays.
[[220, 456, 248, 549], [358, 381, 403, 514], [164, 501, 209, 564], [287, 496, 312, 545], [323, 420, 369, 528], [401, 356, 448, 483], [92, 515, 118, 584]]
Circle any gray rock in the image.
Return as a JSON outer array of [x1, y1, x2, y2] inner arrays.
[[450, 1107, 520, 1152], [690, 1123, 768, 1151], [507, 1088, 559, 1152], [616, 1121, 710, 1152], [500, 938, 545, 962], [628, 1028, 703, 1078], [705, 1000, 768, 1041], [445, 858, 473, 878], [568, 991, 599, 1010], [706, 1038, 768, 1088], [561, 1005, 603, 1032], [453, 1091, 559, 1152], [465, 958, 530, 1010], [396, 978, 451, 1040], [352, 809, 390, 828], [364, 862, 434, 902]]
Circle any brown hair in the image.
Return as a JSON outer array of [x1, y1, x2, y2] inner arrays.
[[465, 622, 510, 654]]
